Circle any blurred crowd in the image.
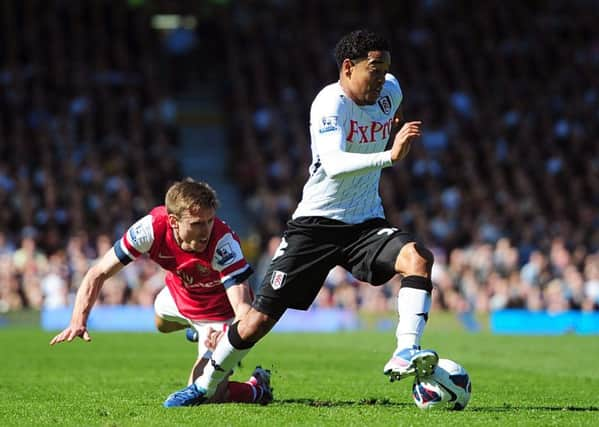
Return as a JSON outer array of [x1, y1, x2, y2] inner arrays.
[[1, 0, 598, 315], [221, 0, 599, 313], [0, 1, 180, 312]]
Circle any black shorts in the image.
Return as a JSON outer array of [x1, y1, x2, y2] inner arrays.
[[254, 216, 414, 316]]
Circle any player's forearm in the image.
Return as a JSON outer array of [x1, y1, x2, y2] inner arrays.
[[70, 266, 105, 325], [391, 143, 411, 162], [320, 150, 393, 178], [225, 282, 252, 321], [70, 248, 124, 325], [233, 302, 252, 322]]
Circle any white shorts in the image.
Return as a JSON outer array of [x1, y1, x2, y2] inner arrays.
[[154, 286, 233, 359]]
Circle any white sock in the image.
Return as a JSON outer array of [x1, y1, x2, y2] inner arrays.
[[194, 333, 251, 396], [395, 287, 431, 350]]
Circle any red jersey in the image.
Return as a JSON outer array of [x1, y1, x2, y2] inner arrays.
[[114, 206, 252, 321]]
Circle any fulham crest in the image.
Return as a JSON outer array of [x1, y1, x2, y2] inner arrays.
[[378, 95, 392, 115], [271, 270, 287, 290]]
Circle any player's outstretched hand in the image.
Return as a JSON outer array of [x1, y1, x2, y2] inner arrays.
[[390, 121, 422, 162], [49, 324, 91, 346]]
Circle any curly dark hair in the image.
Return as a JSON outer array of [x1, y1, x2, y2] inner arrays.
[[334, 29, 391, 69]]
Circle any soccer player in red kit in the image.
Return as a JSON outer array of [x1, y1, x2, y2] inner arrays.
[[50, 178, 272, 404]]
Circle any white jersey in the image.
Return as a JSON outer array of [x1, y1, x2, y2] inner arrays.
[[293, 73, 403, 224]]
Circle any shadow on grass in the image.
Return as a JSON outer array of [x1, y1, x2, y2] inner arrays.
[[277, 398, 412, 408], [469, 405, 599, 412], [276, 399, 599, 412]]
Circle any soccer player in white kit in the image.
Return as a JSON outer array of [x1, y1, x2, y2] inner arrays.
[[164, 29, 439, 407]]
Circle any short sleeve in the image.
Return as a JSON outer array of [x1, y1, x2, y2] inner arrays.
[[385, 73, 403, 108], [211, 232, 252, 288], [113, 214, 155, 264]]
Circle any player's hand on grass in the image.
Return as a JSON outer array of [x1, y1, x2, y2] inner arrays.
[[49, 324, 91, 345], [390, 121, 422, 162]]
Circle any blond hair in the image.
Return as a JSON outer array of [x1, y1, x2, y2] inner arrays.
[[165, 178, 219, 217]]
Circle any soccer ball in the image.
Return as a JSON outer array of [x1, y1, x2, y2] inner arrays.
[[412, 358, 472, 410]]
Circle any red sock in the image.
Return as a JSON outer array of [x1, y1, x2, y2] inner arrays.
[[227, 381, 258, 403]]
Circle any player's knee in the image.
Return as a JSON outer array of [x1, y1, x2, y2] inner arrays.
[[396, 243, 434, 276]]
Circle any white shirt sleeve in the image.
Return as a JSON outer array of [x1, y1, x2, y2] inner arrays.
[[385, 73, 403, 106], [114, 214, 155, 264], [211, 233, 244, 271], [319, 139, 393, 178], [211, 233, 251, 288]]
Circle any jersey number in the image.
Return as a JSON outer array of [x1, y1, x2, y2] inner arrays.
[[272, 237, 288, 260], [310, 156, 322, 176], [377, 227, 398, 236]]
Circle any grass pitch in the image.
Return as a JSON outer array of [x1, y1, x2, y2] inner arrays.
[[0, 313, 597, 426]]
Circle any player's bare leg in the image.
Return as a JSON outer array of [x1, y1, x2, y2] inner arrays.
[[383, 242, 438, 381], [236, 308, 277, 341], [155, 315, 188, 333]]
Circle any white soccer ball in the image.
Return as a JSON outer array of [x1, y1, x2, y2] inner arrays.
[[412, 358, 472, 410]]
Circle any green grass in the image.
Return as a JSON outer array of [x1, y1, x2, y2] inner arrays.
[[0, 313, 598, 426]]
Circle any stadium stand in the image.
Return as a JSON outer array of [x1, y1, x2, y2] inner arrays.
[[0, 0, 597, 315]]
